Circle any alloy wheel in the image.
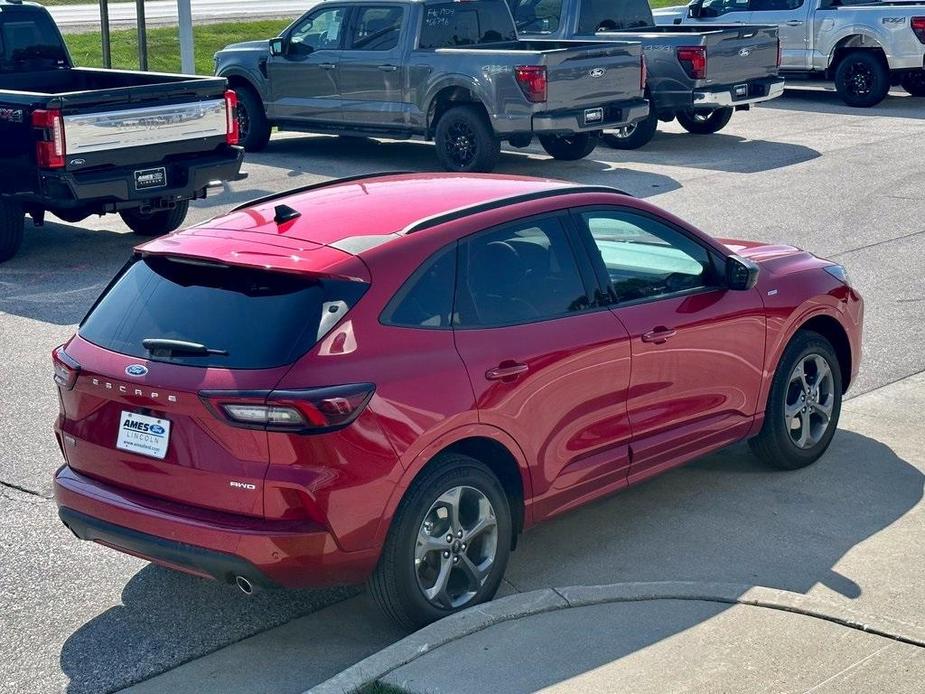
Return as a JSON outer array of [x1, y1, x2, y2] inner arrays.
[[612, 123, 638, 138], [784, 353, 835, 449], [237, 101, 251, 142], [445, 120, 478, 168], [845, 61, 874, 97], [415, 485, 498, 609]]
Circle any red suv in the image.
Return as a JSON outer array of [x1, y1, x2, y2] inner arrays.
[[53, 173, 863, 628]]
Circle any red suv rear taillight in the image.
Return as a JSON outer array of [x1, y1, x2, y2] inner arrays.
[[52, 345, 80, 390], [677, 46, 707, 80], [33, 109, 66, 169], [224, 89, 240, 145], [201, 383, 375, 434], [514, 65, 547, 103], [912, 17, 925, 44]]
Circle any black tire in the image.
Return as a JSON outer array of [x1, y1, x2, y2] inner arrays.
[[900, 70, 925, 97], [602, 109, 659, 150], [368, 453, 513, 630], [749, 330, 843, 470], [675, 107, 734, 135], [234, 84, 271, 152], [119, 200, 190, 237], [538, 131, 601, 160], [834, 50, 890, 108], [434, 105, 501, 173], [0, 199, 25, 263]]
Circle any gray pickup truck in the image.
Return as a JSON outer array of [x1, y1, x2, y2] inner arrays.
[[654, 0, 925, 107], [510, 0, 783, 149], [215, 0, 649, 171]]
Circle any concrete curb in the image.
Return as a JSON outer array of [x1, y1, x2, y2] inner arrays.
[[307, 581, 925, 694]]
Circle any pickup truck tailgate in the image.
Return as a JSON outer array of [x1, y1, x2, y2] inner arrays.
[[701, 26, 779, 84], [537, 41, 643, 111]]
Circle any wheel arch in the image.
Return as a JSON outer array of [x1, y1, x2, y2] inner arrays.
[[425, 81, 489, 138], [827, 33, 888, 75], [222, 70, 268, 102], [375, 427, 532, 552]]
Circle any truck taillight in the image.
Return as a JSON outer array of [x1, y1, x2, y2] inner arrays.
[[32, 109, 66, 169], [514, 65, 547, 103], [52, 345, 80, 391], [677, 46, 707, 80], [912, 17, 925, 44], [224, 90, 240, 145], [201, 383, 375, 434], [641, 54, 648, 90]]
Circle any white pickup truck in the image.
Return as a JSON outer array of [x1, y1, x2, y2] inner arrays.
[[654, 0, 925, 107]]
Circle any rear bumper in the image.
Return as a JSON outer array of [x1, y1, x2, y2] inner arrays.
[[692, 77, 785, 109], [31, 145, 246, 213], [54, 465, 379, 589], [531, 97, 650, 135]]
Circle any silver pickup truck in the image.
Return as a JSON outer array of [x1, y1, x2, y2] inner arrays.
[[215, 0, 649, 172], [510, 0, 783, 149], [654, 0, 925, 106]]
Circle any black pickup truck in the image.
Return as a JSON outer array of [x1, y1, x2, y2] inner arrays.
[[0, 1, 245, 262]]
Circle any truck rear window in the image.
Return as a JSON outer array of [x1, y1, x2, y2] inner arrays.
[[419, 1, 516, 48], [79, 256, 368, 369], [0, 8, 67, 71]]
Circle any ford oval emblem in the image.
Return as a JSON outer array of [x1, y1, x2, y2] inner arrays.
[[70, 158, 86, 166], [589, 67, 606, 78], [125, 364, 148, 377], [150, 425, 166, 435], [739, 47, 752, 57]]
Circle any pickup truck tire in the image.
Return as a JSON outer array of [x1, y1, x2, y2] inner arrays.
[[434, 105, 501, 173], [120, 201, 190, 237], [900, 71, 925, 97], [0, 200, 25, 263], [834, 51, 890, 107], [538, 131, 600, 160], [235, 85, 271, 152], [602, 110, 658, 150], [675, 107, 733, 135]]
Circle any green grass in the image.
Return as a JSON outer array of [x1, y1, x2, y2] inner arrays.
[[64, 19, 290, 75]]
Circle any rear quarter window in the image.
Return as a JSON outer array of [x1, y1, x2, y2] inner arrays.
[[79, 256, 368, 369]]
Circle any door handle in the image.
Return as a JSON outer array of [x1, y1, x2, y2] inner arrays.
[[378, 64, 399, 72], [319, 62, 336, 70], [785, 20, 804, 26], [486, 362, 529, 381], [641, 327, 677, 344]]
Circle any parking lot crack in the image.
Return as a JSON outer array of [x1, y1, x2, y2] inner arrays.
[[0, 479, 52, 503]]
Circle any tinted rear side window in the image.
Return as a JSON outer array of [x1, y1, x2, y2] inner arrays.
[[577, 0, 654, 33], [79, 257, 368, 369], [419, 1, 516, 48], [381, 246, 457, 328]]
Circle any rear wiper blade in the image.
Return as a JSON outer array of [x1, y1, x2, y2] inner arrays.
[[142, 338, 229, 357]]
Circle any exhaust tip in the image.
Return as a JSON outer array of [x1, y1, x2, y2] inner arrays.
[[235, 575, 254, 596]]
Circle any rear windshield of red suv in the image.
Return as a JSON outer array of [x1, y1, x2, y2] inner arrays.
[[78, 256, 367, 369]]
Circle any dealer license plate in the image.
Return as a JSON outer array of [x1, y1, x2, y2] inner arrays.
[[116, 411, 170, 460]]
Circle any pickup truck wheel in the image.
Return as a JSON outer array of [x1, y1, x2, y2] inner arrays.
[[434, 105, 500, 173], [675, 107, 733, 135], [235, 85, 271, 152], [749, 331, 843, 470], [834, 51, 890, 107], [538, 131, 600, 160], [900, 71, 925, 97], [602, 110, 658, 150], [368, 453, 512, 630], [120, 201, 190, 237], [0, 200, 25, 263]]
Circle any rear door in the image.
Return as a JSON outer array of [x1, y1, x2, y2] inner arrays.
[[573, 207, 766, 484], [267, 4, 349, 123], [749, 0, 812, 70], [451, 213, 634, 520], [338, 4, 409, 128], [58, 255, 367, 517]]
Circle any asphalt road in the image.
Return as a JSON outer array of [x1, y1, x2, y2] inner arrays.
[[0, 87, 923, 693]]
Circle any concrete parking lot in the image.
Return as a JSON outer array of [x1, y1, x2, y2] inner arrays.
[[1, 87, 923, 693]]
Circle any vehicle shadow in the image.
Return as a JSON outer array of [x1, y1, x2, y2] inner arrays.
[[57, 429, 923, 692], [250, 134, 682, 198], [765, 86, 923, 119], [613, 129, 820, 173]]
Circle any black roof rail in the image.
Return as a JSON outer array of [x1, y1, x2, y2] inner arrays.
[[230, 171, 413, 212], [402, 185, 631, 235]]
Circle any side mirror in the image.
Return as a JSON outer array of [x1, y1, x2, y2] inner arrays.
[[269, 37, 285, 56], [726, 255, 760, 290], [689, 0, 703, 18]]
